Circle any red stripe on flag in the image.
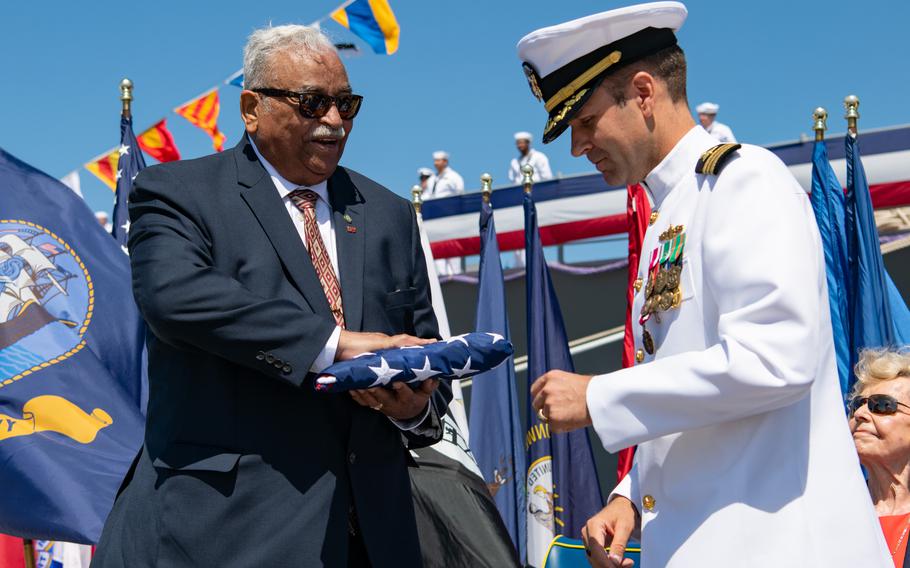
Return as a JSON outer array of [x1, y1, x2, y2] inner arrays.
[[430, 214, 627, 259], [870, 181, 910, 209]]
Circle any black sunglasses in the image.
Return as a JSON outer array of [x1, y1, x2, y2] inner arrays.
[[849, 394, 910, 416], [252, 88, 363, 120]]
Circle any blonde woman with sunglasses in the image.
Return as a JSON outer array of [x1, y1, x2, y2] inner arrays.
[[850, 347, 910, 567]]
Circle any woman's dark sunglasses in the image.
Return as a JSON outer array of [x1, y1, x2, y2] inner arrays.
[[849, 394, 910, 416], [252, 88, 363, 119]]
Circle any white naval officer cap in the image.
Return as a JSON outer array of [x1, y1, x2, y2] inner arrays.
[[514, 131, 533, 141], [432, 151, 449, 160], [417, 167, 434, 178], [517, 1, 688, 144], [696, 101, 719, 114]]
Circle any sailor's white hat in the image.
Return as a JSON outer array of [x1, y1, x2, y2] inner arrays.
[[695, 102, 719, 114], [432, 151, 449, 160], [514, 131, 533, 141]]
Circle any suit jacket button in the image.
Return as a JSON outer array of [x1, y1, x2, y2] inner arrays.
[[256, 351, 265, 361], [349, 452, 356, 465], [282, 365, 292, 374], [265, 354, 275, 364]]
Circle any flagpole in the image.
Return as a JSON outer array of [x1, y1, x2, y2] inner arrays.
[[844, 95, 860, 137], [312, 0, 357, 26], [521, 164, 534, 194], [411, 185, 422, 214], [120, 78, 133, 119], [22, 540, 35, 568], [481, 173, 493, 203], [813, 107, 828, 142]]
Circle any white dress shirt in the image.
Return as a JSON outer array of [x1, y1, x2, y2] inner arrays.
[[250, 139, 429, 430], [508, 148, 553, 185], [586, 126, 888, 567], [249, 139, 341, 374]]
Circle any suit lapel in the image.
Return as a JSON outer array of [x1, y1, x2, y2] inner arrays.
[[329, 168, 365, 332], [235, 138, 332, 319]]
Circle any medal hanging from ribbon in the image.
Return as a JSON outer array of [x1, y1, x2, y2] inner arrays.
[[639, 225, 686, 355]]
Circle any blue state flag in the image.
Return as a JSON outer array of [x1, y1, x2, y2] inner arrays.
[[111, 116, 146, 251], [469, 198, 527, 562], [0, 148, 145, 543], [810, 139, 852, 396], [524, 191, 603, 567], [845, 133, 910, 367]]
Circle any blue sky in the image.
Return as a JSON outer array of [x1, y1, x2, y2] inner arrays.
[[2, 0, 909, 218]]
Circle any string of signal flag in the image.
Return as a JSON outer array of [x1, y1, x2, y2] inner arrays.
[[78, 0, 400, 190]]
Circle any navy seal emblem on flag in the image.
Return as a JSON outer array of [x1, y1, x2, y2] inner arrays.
[[0, 220, 93, 384]]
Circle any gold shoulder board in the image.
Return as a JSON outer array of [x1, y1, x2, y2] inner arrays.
[[695, 143, 742, 175]]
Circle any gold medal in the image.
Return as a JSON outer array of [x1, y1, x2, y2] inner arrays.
[[667, 265, 681, 290], [658, 291, 673, 311], [655, 269, 668, 295], [671, 289, 683, 309], [645, 277, 655, 298]]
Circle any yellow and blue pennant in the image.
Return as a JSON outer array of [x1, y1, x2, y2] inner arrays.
[[331, 0, 400, 55]]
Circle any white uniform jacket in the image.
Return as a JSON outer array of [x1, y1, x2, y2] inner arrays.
[[705, 120, 736, 144], [586, 126, 889, 567], [425, 167, 465, 199], [509, 148, 553, 185]]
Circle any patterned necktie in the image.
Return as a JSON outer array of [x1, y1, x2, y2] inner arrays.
[[289, 189, 345, 328]]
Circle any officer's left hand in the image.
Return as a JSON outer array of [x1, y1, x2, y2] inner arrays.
[[531, 370, 593, 433], [350, 379, 439, 421]]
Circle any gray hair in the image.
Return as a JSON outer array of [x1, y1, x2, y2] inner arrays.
[[849, 346, 910, 401], [243, 24, 336, 89]]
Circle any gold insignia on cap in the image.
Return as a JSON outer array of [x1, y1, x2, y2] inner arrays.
[[545, 50, 622, 113], [522, 62, 543, 101], [544, 88, 589, 136]]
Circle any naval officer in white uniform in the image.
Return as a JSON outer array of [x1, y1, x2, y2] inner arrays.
[[696, 101, 737, 143], [518, 3, 889, 567], [509, 131, 553, 184]]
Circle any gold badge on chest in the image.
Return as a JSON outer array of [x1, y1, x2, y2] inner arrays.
[[639, 224, 686, 356]]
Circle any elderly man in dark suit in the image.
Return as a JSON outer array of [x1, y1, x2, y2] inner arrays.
[[94, 24, 449, 568]]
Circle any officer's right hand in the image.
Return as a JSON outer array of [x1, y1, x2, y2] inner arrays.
[[581, 496, 639, 568]]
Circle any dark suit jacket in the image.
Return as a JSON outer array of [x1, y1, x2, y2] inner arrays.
[[93, 136, 448, 567]]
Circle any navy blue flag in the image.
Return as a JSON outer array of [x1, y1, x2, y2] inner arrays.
[[0, 148, 145, 543], [314, 332, 513, 393], [845, 134, 910, 368], [468, 198, 527, 562], [810, 139, 852, 396], [111, 116, 146, 250], [524, 191, 603, 567]]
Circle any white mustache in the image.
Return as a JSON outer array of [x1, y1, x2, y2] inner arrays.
[[310, 125, 346, 140]]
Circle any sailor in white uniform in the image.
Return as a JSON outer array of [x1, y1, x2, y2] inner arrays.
[[696, 101, 737, 143], [425, 150, 464, 200], [425, 151, 464, 275], [518, 3, 889, 567], [509, 131, 553, 185]]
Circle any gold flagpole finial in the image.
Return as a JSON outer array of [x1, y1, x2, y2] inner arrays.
[[812, 107, 828, 141], [120, 78, 134, 118], [411, 185, 423, 214], [521, 164, 534, 195], [844, 95, 860, 137], [481, 173, 493, 203]]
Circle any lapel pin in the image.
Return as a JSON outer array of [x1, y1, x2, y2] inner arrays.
[[343, 213, 353, 223], [346, 225, 357, 233]]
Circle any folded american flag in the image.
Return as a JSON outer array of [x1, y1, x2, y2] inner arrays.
[[314, 332, 514, 393]]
